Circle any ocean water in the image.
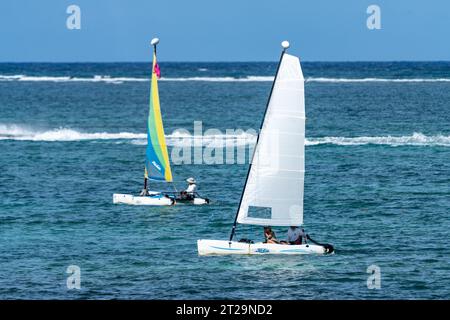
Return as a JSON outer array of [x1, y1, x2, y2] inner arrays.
[[0, 62, 449, 299]]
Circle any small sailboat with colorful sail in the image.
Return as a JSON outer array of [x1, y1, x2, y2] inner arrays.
[[197, 41, 333, 255], [113, 38, 209, 206]]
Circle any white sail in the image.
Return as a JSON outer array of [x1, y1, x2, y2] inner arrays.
[[237, 53, 305, 226]]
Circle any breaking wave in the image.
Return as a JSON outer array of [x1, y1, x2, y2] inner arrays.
[[160, 76, 274, 82], [2, 74, 450, 83], [0, 74, 147, 84], [1, 125, 449, 147], [306, 77, 450, 83], [0, 125, 256, 146], [0, 124, 146, 141], [307, 133, 450, 146], [0, 74, 272, 83]]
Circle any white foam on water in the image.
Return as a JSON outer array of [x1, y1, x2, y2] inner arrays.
[[0, 124, 145, 141], [1, 125, 449, 146], [306, 77, 450, 83], [0, 124, 256, 145], [0, 74, 272, 83], [2, 74, 450, 83], [159, 76, 274, 82], [306, 133, 450, 146], [0, 74, 147, 84]]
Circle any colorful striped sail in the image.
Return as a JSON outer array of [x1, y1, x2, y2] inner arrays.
[[144, 51, 173, 182]]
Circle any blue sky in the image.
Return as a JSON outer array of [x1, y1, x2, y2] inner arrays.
[[1, 0, 449, 61]]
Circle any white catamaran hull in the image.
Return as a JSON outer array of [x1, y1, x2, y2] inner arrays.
[[113, 193, 174, 206], [197, 239, 328, 255], [179, 197, 209, 205], [193, 198, 208, 205]]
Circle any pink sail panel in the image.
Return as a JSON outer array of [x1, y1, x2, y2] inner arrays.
[[154, 63, 161, 79]]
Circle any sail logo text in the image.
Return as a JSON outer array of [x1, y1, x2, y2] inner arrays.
[[152, 161, 161, 171]]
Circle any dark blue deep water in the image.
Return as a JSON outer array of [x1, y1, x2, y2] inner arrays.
[[0, 62, 449, 299]]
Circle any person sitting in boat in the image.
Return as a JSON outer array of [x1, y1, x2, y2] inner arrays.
[[180, 177, 197, 200], [287, 226, 307, 245], [264, 226, 281, 244]]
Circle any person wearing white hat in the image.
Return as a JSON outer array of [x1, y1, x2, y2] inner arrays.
[[180, 177, 197, 200], [287, 226, 307, 245]]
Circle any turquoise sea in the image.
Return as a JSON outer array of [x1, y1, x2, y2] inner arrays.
[[0, 62, 449, 299]]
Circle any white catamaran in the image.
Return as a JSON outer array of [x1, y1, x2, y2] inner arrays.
[[198, 41, 334, 255], [113, 38, 209, 206]]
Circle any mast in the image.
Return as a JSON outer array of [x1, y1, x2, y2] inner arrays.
[[228, 41, 290, 243], [143, 170, 148, 191]]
